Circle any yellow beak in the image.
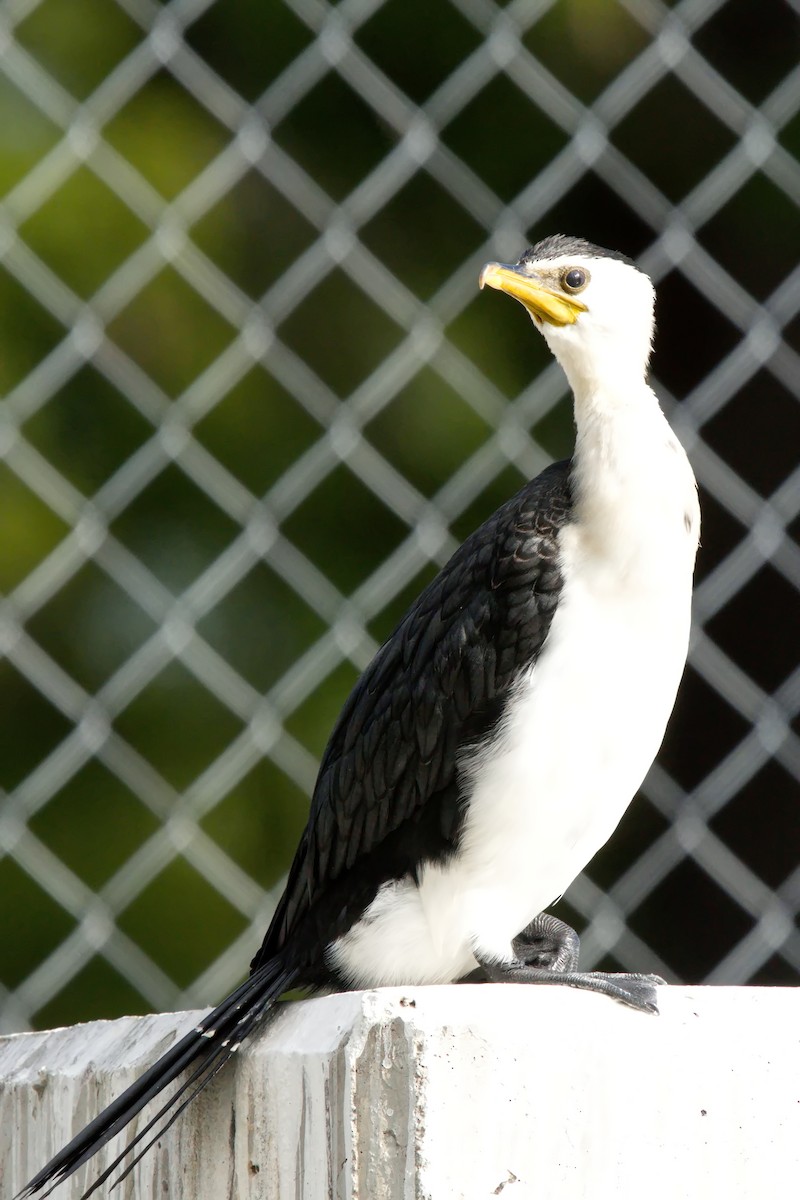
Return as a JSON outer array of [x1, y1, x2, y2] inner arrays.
[[479, 262, 587, 327]]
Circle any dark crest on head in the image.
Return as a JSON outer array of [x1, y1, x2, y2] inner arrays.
[[519, 235, 637, 269]]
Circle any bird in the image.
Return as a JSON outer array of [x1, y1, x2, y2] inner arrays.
[[19, 234, 699, 1199]]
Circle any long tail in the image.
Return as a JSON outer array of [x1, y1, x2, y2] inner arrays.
[[17, 957, 298, 1200]]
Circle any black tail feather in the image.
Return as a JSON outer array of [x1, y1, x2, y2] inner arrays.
[[17, 959, 297, 1200], [107, 976, 286, 1198], [108, 1036, 237, 1194]]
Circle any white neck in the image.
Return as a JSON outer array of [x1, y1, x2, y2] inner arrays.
[[559, 342, 647, 404], [567, 372, 700, 585]]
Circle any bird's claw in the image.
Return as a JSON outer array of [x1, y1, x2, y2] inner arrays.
[[476, 913, 662, 1013]]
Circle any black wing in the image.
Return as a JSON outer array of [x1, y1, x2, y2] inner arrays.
[[252, 459, 573, 976]]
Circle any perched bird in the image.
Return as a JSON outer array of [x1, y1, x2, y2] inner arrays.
[[20, 235, 699, 1199]]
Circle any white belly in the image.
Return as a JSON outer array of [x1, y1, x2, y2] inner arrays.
[[451, 560, 692, 961], [328, 564, 692, 988], [329, 427, 699, 989]]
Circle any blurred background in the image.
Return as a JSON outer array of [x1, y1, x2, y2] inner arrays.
[[0, 0, 798, 1034]]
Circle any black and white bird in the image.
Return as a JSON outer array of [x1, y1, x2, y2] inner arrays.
[[20, 235, 699, 1199]]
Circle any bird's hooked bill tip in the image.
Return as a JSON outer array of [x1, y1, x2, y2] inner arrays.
[[478, 262, 503, 290], [479, 261, 527, 295]]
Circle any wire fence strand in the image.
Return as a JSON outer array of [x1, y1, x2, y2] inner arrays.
[[1, 0, 798, 1032]]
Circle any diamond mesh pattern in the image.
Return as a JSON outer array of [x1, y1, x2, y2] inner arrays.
[[1, 0, 798, 1033]]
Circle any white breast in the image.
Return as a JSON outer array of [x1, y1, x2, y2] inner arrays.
[[329, 401, 699, 990], [452, 535, 693, 961]]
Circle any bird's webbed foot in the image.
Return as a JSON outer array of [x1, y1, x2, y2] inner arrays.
[[476, 913, 662, 1013]]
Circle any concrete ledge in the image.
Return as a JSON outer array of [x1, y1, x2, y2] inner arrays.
[[2, 986, 798, 1198]]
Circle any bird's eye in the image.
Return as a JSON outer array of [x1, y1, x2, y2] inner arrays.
[[562, 268, 588, 292]]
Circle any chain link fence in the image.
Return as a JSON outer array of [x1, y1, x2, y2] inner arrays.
[[0, 0, 798, 1035]]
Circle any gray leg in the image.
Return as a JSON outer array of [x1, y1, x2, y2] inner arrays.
[[476, 912, 662, 1014]]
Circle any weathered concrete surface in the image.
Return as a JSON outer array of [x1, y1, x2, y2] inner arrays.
[[2, 986, 798, 1199]]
